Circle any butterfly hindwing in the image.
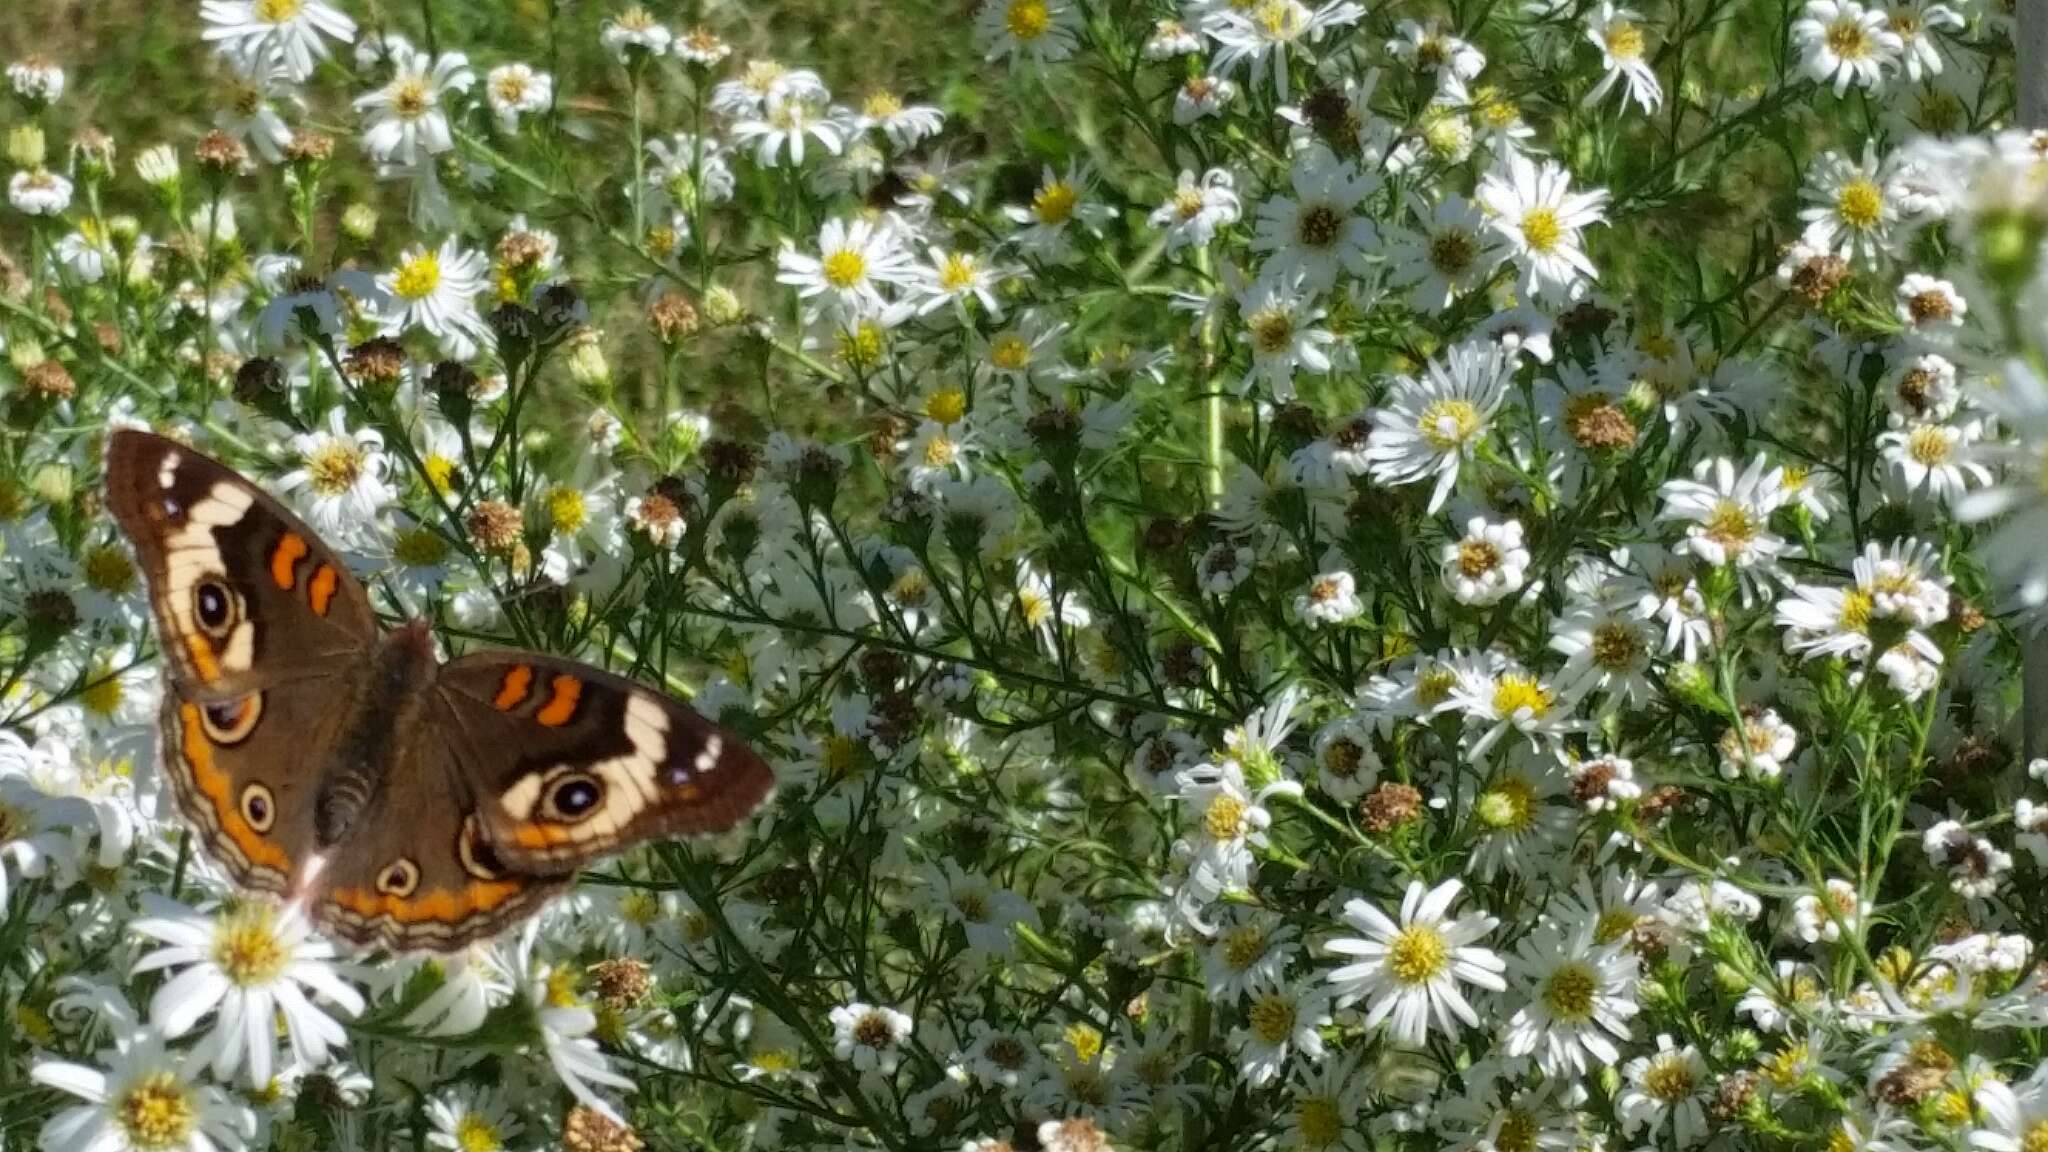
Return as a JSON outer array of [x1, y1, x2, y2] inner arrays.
[[308, 726, 569, 953], [434, 651, 777, 875]]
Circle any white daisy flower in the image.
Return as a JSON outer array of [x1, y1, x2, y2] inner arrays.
[[1250, 144, 1379, 292], [32, 1031, 254, 1152], [1150, 168, 1242, 254], [830, 1001, 914, 1074], [353, 47, 474, 167], [1441, 517, 1529, 607], [1878, 418, 1991, 505], [1296, 569, 1364, 626], [1798, 145, 1901, 266], [377, 236, 492, 359], [975, 0, 1083, 67], [1476, 154, 1609, 302], [1502, 916, 1640, 1075], [1583, 3, 1662, 112], [201, 0, 356, 81], [1717, 707, 1799, 781], [1616, 1036, 1710, 1147], [1237, 271, 1337, 400], [278, 407, 396, 548], [129, 898, 364, 1088], [1210, 0, 1366, 99], [1323, 879, 1507, 1047], [1658, 454, 1793, 599], [1365, 339, 1515, 513], [1792, 0, 1902, 94], [1384, 194, 1502, 314], [1230, 981, 1332, 1087], [485, 63, 553, 133], [599, 6, 674, 60]]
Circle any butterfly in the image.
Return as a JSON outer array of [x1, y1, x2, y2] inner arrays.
[[105, 428, 775, 953]]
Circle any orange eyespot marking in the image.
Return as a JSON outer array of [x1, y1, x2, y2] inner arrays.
[[328, 879, 524, 924], [270, 533, 308, 590], [184, 634, 221, 684], [535, 675, 582, 727], [494, 665, 534, 712], [308, 564, 338, 617], [178, 703, 291, 872]]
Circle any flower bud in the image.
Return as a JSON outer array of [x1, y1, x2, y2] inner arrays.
[[6, 124, 44, 168], [340, 202, 378, 241]]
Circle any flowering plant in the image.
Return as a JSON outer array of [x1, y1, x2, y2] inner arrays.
[[1, 1, 2046, 1151]]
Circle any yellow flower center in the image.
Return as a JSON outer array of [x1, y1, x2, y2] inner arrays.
[[254, 0, 304, 21], [1497, 1109, 1538, 1152], [938, 252, 979, 292], [1826, 16, 1872, 59], [1253, 0, 1304, 38], [1836, 178, 1884, 230], [1018, 587, 1052, 627], [823, 733, 863, 782], [1006, 0, 1052, 40], [81, 665, 125, 717], [1492, 673, 1553, 718], [1204, 793, 1249, 841], [547, 486, 587, 535], [84, 544, 138, 595], [1457, 539, 1502, 579], [395, 526, 450, 567], [213, 905, 290, 986], [2022, 1120, 2048, 1152], [1595, 908, 1638, 945], [836, 322, 887, 371], [1419, 398, 1482, 452], [1387, 924, 1450, 984], [863, 91, 904, 118], [116, 1071, 195, 1150], [750, 1047, 801, 1075], [393, 251, 442, 301], [1520, 207, 1563, 254], [1838, 588, 1874, 633], [0, 801, 22, 843], [1033, 180, 1078, 226], [1416, 664, 1459, 708], [1476, 777, 1535, 831], [990, 332, 1032, 371], [821, 248, 868, 290], [922, 432, 958, 469], [455, 1114, 504, 1152], [545, 966, 581, 1009], [1175, 188, 1207, 219], [1543, 962, 1598, 1020], [1703, 499, 1758, 550], [1296, 1095, 1344, 1147], [925, 387, 968, 424], [390, 75, 433, 121], [1065, 1021, 1104, 1065], [619, 889, 659, 925], [1644, 1053, 1696, 1102], [1222, 924, 1267, 971], [1907, 424, 1953, 466], [305, 440, 365, 497], [1247, 993, 1296, 1044], [1605, 20, 1646, 59]]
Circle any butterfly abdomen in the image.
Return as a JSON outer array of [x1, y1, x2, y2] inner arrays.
[[314, 620, 441, 846]]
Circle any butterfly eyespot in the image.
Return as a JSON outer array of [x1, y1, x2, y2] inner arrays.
[[193, 578, 235, 635], [541, 774, 604, 823], [376, 858, 420, 897], [199, 693, 264, 745], [239, 784, 275, 832], [458, 814, 505, 880]]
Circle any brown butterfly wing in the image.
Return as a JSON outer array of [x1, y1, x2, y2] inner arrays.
[[105, 428, 378, 696], [306, 727, 569, 953], [433, 650, 777, 876], [107, 429, 379, 894]]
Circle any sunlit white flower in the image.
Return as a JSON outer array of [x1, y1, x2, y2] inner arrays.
[[1799, 145, 1901, 266], [1717, 707, 1799, 781], [1476, 154, 1609, 302], [1583, 4, 1662, 113], [1659, 454, 1793, 597], [731, 88, 846, 167], [1789, 878, 1869, 944], [201, 0, 355, 81], [1879, 418, 1990, 504], [130, 899, 363, 1087], [1384, 194, 1502, 314], [1210, 0, 1366, 99], [1150, 168, 1242, 253], [1237, 272, 1337, 400], [777, 216, 913, 319], [1366, 339, 1515, 512], [1503, 915, 1640, 1075], [485, 63, 552, 133], [277, 407, 395, 548], [32, 1032, 253, 1152], [353, 48, 473, 167], [1251, 144, 1379, 292], [1231, 981, 1332, 1087], [1324, 879, 1506, 1047], [1174, 74, 1239, 123], [10, 168, 74, 216], [1616, 1035, 1709, 1147], [600, 6, 673, 60], [377, 236, 491, 359], [830, 1001, 914, 1074], [1442, 518, 1529, 607], [1792, 0, 1902, 94], [1296, 569, 1363, 626]]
